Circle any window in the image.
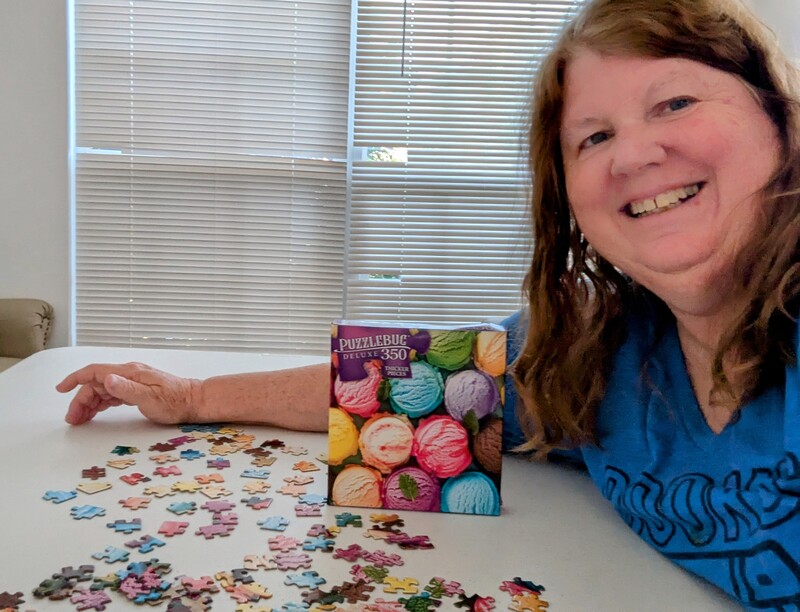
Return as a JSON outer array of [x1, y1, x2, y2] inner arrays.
[[73, 0, 580, 353]]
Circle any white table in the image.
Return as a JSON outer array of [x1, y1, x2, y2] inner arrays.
[[0, 347, 739, 610]]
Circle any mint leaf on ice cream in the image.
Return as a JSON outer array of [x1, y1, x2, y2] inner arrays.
[[463, 410, 480, 436], [399, 473, 419, 500]]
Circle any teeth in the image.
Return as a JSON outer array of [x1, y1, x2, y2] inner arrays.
[[629, 183, 701, 217]]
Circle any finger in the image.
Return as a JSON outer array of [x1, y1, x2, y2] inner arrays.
[[104, 373, 151, 407], [56, 364, 113, 392], [64, 385, 105, 425]]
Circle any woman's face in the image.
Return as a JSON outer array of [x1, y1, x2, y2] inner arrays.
[[559, 50, 781, 310]]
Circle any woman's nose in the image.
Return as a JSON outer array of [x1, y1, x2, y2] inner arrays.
[[609, 127, 667, 177]]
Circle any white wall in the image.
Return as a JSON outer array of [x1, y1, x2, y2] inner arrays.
[[0, 1, 795, 350], [0, 0, 70, 347]]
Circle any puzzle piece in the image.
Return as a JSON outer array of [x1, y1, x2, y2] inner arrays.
[[150, 452, 179, 464], [272, 552, 313, 571], [363, 550, 404, 568], [70, 588, 112, 611], [383, 577, 419, 594], [169, 435, 195, 446], [207, 458, 231, 470], [172, 480, 203, 493], [332, 580, 374, 604], [0, 591, 25, 609], [121, 472, 151, 485], [43, 489, 77, 504], [201, 499, 236, 513], [212, 511, 239, 526], [301, 587, 345, 608], [200, 485, 233, 499], [302, 535, 335, 552], [259, 438, 285, 448], [124, 534, 166, 553], [178, 575, 220, 595], [209, 442, 239, 455], [280, 603, 309, 612], [369, 513, 401, 524], [454, 594, 496, 611], [195, 523, 234, 539], [499, 578, 545, 597], [333, 544, 366, 562], [298, 493, 326, 505], [92, 546, 130, 563], [106, 518, 142, 534], [71, 504, 106, 520], [426, 577, 464, 597], [53, 565, 95, 582], [251, 455, 277, 467], [284, 475, 314, 486], [243, 480, 271, 494], [119, 496, 151, 510], [149, 442, 177, 452], [306, 523, 337, 538], [110, 445, 139, 455], [241, 496, 273, 509], [243, 555, 278, 571], [284, 570, 326, 589], [335, 512, 362, 527], [154, 465, 182, 477], [294, 503, 323, 517], [242, 468, 271, 479], [180, 449, 205, 460], [398, 592, 440, 612], [385, 534, 434, 549], [279, 484, 307, 497], [268, 535, 302, 552], [81, 466, 107, 480], [292, 461, 319, 472], [258, 515, 290, 531], [144, 485, 175, 497], [158, 520, 190, 537], [280, 446, 308, 456], [195, 473, 225, 484], [509, 592, 550, 612], [107, 458, 136, 469], [231, 568, 255, 584], [76, 481, 112, 495], [167, 501, 197, 515]]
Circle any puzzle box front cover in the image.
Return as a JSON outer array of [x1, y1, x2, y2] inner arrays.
[[328, 321, 505, 516]]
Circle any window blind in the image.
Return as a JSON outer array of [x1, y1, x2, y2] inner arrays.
[[346, 0, 580, 324], [74, 0, 351, 353]]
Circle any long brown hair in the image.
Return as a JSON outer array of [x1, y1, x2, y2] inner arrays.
[[514, 0, 800, 456]]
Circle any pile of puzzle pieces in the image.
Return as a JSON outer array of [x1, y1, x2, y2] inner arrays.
[[1, 424, 551, 611]]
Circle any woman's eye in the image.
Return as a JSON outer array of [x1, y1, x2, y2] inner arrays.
[[580, 131, 610, 149], [665, 97, 694, 112]]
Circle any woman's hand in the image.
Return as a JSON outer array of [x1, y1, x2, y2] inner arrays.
[[56, 362, 201, 425]]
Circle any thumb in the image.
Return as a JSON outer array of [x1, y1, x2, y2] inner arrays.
[[105, 373, 149, 406]]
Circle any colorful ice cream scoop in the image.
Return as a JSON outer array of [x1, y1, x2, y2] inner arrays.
[[443, 369, 500, 422], [382, 466, 441, 511], [389, 360, 444, 418], [328, 408, 360, 466], [424, 330, 476, 370], [331, 465, 383, 508], [473, 331, 506, 377], [473, 416, 503, 474], [358, 413, 415, 474], [440, 471, 501, 515], [334, 359, 383, 417], [412, 414, 472, 478]]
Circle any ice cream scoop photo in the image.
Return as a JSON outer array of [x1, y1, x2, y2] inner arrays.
[[334, 359, 383, 417], [331, 464, 383, 508], [382, 466, 441, 511], [444, 368, 500, 422], [358, 413, 415, 474], [440, 471, 501, 515], [328, 407, 360, 466], [389, 360, 444, 418], [412, 414, 472, 478], [424, 330, 476, 370], [473, 330, 506, 377]]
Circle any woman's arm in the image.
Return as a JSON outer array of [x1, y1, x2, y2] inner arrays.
[[57, 362, 329, 431]]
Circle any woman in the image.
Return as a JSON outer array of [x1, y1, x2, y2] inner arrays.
[[58, 0, 799, 606]]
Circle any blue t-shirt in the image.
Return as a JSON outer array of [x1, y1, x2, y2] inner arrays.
[[502, 310, 800, 610]]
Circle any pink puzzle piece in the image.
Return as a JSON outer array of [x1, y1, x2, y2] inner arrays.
[[268, 535, 301, 552], [158, 521, 190, 537]]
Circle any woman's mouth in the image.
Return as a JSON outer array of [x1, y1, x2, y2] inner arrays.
[[626, 182, 704, 218]]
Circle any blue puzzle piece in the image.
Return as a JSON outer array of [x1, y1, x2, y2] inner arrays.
[[125, 534, 165, 553], [179, 448, 205, 460], [92, 546, 130, 563], [298, 493, 326, 505], [258, 515, 290, 531], [179, 424, 223, 433], [43, 489, 77, 504], [281, 604, 309, 612], [284, 570, 326, 589], [302, 535, 335, 552], [334, 512, 362, 527], [167, 501, 197, 515], [241, 468, 270, 479], [71, 504, 106, 519], [106, 518, 142, 534]]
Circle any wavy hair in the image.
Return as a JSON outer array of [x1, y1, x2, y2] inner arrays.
[[513, 0, 800, 456]]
